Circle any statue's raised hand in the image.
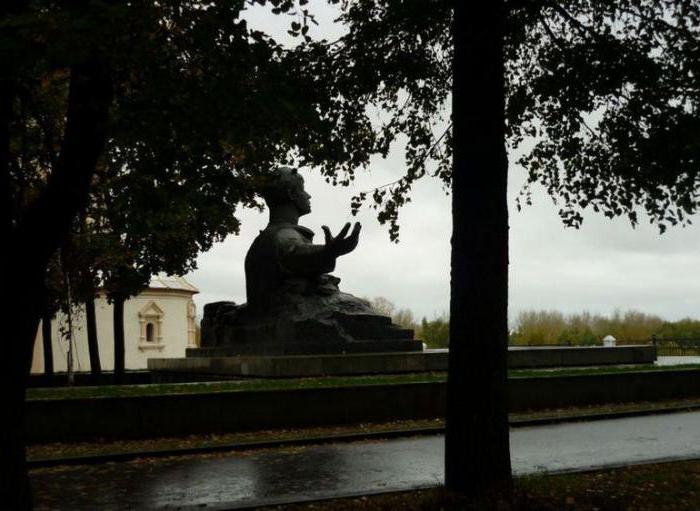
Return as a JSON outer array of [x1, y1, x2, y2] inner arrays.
[[322, 222, 361, 257]]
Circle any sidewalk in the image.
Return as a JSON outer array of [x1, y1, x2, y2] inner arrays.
[[32, 410, 700, 510]]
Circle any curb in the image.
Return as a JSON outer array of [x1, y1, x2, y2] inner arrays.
[[28, 403, 700, 469]]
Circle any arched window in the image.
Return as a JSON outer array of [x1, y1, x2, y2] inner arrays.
[[138, 301, 165, 350], [146, 322, 155, 343]]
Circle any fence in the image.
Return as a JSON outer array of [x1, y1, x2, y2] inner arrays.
[[651, 337, 700, 356], [510, 337, 700, 357]]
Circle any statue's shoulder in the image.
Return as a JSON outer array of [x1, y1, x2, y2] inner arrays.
[[246, 223, 305, 267], [267, 223, 314, 243]]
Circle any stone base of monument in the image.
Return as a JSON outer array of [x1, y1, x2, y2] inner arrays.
[[148, 345, 657, 379], [188, 338, 423, 357], [150, 350, 444, 378]]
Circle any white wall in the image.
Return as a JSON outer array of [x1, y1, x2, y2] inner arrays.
[[31, 290, 197, 373]]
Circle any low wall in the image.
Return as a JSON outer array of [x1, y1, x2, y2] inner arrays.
[[26, 383, 445, 443], [26, 368, 700, 443], [507, 344, 656, 368], [149, 345, 657, 379], [508, 368, 700, 410]]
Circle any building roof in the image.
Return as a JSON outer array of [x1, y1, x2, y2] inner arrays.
[[148, 275, 199, 294]]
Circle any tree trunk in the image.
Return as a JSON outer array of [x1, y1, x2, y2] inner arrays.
[[0, 274, 43, 511], [41, 312, 54, 376], [85, 296, 102, 379], [0, 80, 12, 245], [0, 42, 34, 507], [0, 56, 112, 508], [113, 296, 126, 384], [445, 0, 512, 499]]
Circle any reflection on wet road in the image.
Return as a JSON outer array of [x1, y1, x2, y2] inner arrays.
[[32, 411, 700, 510]]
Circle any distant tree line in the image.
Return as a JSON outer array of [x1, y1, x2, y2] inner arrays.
[[509, 310, 700, 346], [370, 301, 700, 349], [370, 297, 449, 349]]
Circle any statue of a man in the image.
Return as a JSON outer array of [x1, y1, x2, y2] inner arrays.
[[245, 167, 361, 315], [199, 166, 420, 354]]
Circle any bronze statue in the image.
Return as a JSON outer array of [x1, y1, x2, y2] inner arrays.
[[245, 167, 362, 316], [199, 167, 422, 355]]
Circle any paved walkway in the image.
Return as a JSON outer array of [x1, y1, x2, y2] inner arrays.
[[32, 411, 700, 510], [656, 355, 700, 366]]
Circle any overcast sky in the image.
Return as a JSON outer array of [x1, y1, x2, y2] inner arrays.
[[188, 2, 700, 325]]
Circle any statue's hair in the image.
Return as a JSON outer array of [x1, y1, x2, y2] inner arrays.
[[260, 167, 304, 206]]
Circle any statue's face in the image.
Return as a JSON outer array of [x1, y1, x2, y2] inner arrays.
[[289, 178, 311, 216]]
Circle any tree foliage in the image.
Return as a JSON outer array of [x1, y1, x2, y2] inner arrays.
[[4, 1, 349, 234], [509, 309, 668, 345], [418, 315, 450, 349], [369, 296, 419, 333], [6, 1, 700, 284], [309, 1, 700, 237], [656, 318, 700, 339], [321, 0, 453, 240], [508, 1, 700, 231]]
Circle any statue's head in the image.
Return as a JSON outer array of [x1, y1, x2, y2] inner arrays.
[[261, 167, 311, 216]]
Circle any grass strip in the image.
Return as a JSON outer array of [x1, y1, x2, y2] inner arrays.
[[510, 363, 700, 378], [26, 364, 700, 401], [26, 373, 446, 400]]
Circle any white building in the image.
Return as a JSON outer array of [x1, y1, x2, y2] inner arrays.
[[31, 275, 199, 374]]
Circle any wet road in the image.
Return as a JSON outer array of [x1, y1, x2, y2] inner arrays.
[[33, 411, 700, 510]]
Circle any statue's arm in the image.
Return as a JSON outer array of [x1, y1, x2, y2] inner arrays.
[[277, 231, 336, 276], [281, 245, 337, 276], [276, 222, 361, 277]]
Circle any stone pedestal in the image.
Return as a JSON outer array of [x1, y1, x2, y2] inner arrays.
[[199, 300, 422, 356], [188, 338, 423, 357], [151, 350, 445, 378]]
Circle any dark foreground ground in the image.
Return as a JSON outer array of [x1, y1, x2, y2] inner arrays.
[[261, 459, 700, 511]]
